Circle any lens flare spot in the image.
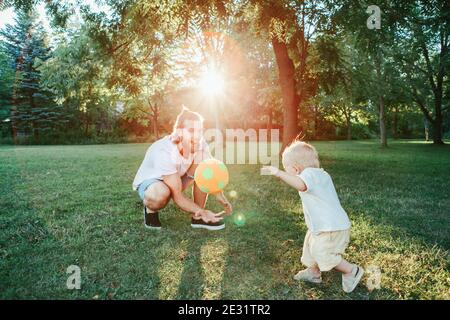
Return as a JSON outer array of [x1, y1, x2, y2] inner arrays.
[[234, 213, 246, 227]]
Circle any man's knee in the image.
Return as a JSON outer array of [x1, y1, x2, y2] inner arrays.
[[144, 182, 171, 210]]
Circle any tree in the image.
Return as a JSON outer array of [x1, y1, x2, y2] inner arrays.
[[394, 0, 449, 144], [39, 23, 123, 138], [331, 0, 406, 147], [242, 0, 330, 148], [0, 8, 59, 141], [0, 46, 15, 138]]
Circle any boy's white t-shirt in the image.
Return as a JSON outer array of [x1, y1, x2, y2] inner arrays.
[[298, 168, 351, 234], [132, 135, 210, 190]]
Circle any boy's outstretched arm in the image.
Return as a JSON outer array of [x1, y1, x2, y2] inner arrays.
[[261, 166, 307, 192]]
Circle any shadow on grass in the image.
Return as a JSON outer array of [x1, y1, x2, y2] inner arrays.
[[175, 236, 207, 299]]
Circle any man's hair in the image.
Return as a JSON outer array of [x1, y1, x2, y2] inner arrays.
[[282, 139, 320, 168], [173, 105, 204, 131], [170, 106, 204, 143]]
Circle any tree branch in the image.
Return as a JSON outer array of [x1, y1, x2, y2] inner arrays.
[[136, 106, 151, 116], [397, 56, 428, 76], [420, 41, 437, 94], [412, 88, 434, 123], [110, 39, 132, 54]]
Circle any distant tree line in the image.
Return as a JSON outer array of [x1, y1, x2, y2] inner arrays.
[[0, 0, 448, 145]]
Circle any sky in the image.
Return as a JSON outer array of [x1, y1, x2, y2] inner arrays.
[[0, 0, 110, 33], [0, 3, 50, 31], [0, 7, 16, 28]]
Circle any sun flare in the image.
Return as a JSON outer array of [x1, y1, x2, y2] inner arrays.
[[199, 69, 224, 96]]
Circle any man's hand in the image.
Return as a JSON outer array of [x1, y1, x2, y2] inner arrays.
[[214, 192, 233, 216], [222, 201, 233, 215], [260, 166, 280, 176], [194, 209, 224, 223]]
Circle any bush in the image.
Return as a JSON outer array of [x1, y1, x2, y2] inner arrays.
[[0, 136, 14, 145], [350, 123, 377, 139]]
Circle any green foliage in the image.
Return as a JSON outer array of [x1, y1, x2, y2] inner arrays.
[[0, 0, 446, 144], [0, 8, 64, 140], [0, 48, 14, 125]]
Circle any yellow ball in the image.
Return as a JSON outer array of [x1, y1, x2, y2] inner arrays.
[[194, 158, 229, 194]]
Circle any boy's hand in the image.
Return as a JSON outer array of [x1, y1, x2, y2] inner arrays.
[[260, 166, 280, 177]]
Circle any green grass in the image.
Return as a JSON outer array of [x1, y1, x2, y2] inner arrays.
[[0, 139, 449, 299]]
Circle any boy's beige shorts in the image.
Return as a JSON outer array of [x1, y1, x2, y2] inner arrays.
[[301, 229, 351, 272]]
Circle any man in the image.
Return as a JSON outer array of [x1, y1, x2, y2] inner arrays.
[[132, 106, 233, 230]]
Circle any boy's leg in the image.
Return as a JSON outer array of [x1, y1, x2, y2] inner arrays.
[[334, 259, 354, 275], [294, 265, 322, 283], [337, 260, 364, 293], [300, 231, 320, 272], [308, 264, 321, 276], [295, 231, 322, 282]]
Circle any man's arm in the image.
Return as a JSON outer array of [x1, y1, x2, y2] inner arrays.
[[163, 173, 223, 222], [214, 192, 233, 215], [200, 145, 233, 215], [163, 173, 204, 214]]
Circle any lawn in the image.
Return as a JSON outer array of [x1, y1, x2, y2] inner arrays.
[[0, 140, 449, 299]]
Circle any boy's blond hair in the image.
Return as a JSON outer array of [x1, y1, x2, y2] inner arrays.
[[282, 140, 320, 168]]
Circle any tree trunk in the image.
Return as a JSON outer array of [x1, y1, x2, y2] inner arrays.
[[152, 116, 159, 139], [392, 106, 398, 139], [343, 106, 352, 140], [421, 34, 446, 144], [379, 95, 387, 147], [314, 105, 318, 139], [85, 114, 89, 137], [433, 113, 443, 144], [346, 118, 352, 140], [375, 51, 387, 147], [30, 92, 39, 141], [266, 108, 273, 141], [432, 66, 444, 144], [424, 117, 430, 141], [272, 38, 300, 150]]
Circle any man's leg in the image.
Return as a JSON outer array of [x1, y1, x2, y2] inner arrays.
[[185, 150, 209, 209], [144, 181, 171, 211], [184, 152, 225, 230], [142, 181, 171, 229]]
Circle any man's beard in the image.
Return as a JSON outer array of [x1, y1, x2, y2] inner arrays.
[[190, 140, 201, 153]]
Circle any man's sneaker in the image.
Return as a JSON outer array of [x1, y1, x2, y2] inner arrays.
[[342, 265, 364, 293], [293, 268, 322, 284], [144, 206, 161, 230], [191, 218, 225, 231]]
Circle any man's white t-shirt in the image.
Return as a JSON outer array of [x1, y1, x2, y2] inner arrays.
[[132, 135, 210, 190], [298, 168, 351, 234]]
